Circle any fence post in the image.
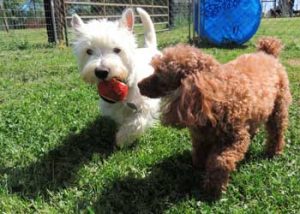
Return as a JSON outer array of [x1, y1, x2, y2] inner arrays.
[[54, 0, 66, 43], [188, 0, 192, 43], [43, 0, 66, 44], [43, 0, 55, 43], [168, 0, 174, 28], [0, 0, 9, 32], [50, 0, 58, 43]]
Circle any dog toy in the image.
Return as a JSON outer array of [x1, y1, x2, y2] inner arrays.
[[98, 78, 128, 103]]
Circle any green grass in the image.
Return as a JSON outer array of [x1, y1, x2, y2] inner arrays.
[[0, 18, 299, 213]]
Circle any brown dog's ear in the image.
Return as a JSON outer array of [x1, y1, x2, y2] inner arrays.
[[177, 74, 217, 127], [150, 54, 163, 70], [161, 75, 205, 127]]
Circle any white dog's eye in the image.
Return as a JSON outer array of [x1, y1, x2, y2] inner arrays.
[[113, 48, 121, 54], [86, 49, 93, 55]]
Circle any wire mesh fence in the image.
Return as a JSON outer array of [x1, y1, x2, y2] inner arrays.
[[0, 0, 173, 47], [0, 0, 46, 30], [64, 0, 169, 40], [0, 0, 300, 48], [0, 0, 50, 49]]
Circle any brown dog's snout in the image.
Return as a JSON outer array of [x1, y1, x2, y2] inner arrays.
[[138, 77, 162, 99], [138, 78, 155, 98], [137, 80, 147, 95]]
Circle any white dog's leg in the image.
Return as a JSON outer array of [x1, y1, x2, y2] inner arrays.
[[115, 114, 152, 148]]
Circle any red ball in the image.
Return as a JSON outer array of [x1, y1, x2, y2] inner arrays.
[[97, 79, 128, 102]]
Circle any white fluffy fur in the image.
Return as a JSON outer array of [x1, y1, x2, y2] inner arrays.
[[72, 8, 160, 147]]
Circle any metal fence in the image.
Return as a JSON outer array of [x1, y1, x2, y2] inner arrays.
[[64, 1, 169, 25], [64, 0, 170, 42], [0, 0, 173, 46], [0, 0, 300, 47], [0, 0, 47, 31], [0, 0, 52, 47]]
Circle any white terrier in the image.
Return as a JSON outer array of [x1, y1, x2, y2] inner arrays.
[[71, 8, 160, 147]]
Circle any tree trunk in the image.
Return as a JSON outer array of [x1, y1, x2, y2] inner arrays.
[[278, 0, 290, 17]]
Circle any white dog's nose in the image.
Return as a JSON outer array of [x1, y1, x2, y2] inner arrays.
[[95, 68, 109, 79]]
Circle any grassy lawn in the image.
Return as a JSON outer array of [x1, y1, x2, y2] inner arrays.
[[0, 18, 299, 213]]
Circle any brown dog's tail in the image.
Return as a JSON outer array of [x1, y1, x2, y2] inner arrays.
[[257, 37, 283, 58]]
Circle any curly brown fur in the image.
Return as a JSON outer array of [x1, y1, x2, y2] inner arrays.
[[138, 37, 292, 200], [257, 36, 283, 58]]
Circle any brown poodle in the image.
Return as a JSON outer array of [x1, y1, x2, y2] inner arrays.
[[138, 37, 292, 199]]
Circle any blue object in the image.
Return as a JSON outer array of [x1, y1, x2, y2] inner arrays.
[[20, 0, 42, 13], [20, 0, 32, 12], [194, 0, 262, 45]]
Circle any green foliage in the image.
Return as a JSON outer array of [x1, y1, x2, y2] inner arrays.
[[0, 18, 299, 213], [3, 0, 24, 10], [4, 0, 43, 9]]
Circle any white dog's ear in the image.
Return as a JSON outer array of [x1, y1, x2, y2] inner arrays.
[[71, 14, 84, 30], [119, 8, 134, 31]]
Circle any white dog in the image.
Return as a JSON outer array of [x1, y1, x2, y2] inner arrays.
[[71, 8, 160, 147]]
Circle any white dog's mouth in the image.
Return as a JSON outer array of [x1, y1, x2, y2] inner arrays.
[[98, 76, 128, 86], [97, 78, 128, 102], [95, 68, 128, 84], [112, 72, 128, 84], [100, 96, 117, 104]]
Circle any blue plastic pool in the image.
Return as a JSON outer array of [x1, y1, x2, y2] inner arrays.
[[194, 0, 262, 45]]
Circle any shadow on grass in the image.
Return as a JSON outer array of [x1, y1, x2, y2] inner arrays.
[[2, 116, 117, 199], [92, 140, 273, 213], [92, 151, 205, 213]]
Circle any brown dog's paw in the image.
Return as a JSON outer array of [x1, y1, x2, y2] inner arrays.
[[202, 180, 225, 201], [202, 170, 229, 201], [192, 156, 206, 171], [265, 142, 285, 158]]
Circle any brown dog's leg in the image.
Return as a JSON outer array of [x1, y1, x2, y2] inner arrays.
[[203, 128, 251, 200], [265, 96, 289, 157], [190, 130, 212, 170]]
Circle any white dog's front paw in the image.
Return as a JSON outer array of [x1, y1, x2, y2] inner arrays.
[[115, 130, 137, 148]]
